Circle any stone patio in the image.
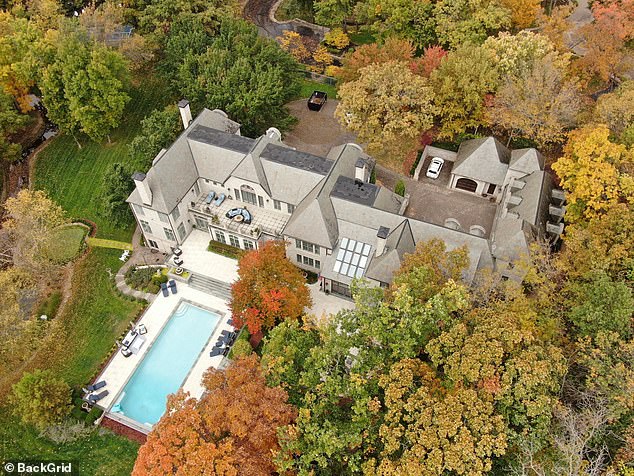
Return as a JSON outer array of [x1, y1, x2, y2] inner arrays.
[[171, 229, 239, 283]]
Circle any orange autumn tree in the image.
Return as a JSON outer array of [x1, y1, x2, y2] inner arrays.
[[230, 240, 311, 334], [133, 355, 296, 476]]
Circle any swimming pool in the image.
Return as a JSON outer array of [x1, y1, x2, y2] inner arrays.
[[111, 301, 220, 427]]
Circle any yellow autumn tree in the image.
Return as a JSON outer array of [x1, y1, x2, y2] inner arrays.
[[276, 30, 310, 62], [311, 45, 333, 73], [500, 0, 541, 28], [323, 27, 350, 50], [335, 61, 435, 168], [552, 125, 634, 223]]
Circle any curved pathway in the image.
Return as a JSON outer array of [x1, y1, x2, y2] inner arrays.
[[113, 226, 167, 303], [243, 0, 327, 41]]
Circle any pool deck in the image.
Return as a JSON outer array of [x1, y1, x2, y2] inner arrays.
[[93, 282, 234, 419]]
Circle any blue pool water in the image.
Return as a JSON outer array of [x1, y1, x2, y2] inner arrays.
[[113, 301, 219, 426]]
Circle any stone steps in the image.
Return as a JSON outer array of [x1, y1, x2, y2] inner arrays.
[[189, 274, 232, 300]]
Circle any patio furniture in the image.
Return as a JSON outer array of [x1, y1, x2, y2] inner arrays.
[[174, 267, 184, 275], [88, 390, 109, 403], [136, 323, 147, 335], [81, 402, 92, 412], [222, 347, 230, 357], [234, 214, 244, 223], [205, 191, 216, 204], [210, 347, 224, 357], [119, 250, 130, 262], [82, 380, 106, 393], [172, 247, 183, 257], [213, 193, 226, 206], [173, 257, 184, 266], [160, 283, 169, 297], [121, 347, 133, 357], [168, 279, 177, 294], [129, 335, 146, 355], [121, 329, 138, 349]]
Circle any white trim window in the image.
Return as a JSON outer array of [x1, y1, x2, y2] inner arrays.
[[171, 207, 181, 221], [158, 212, 170, 223], [215, 230, 226, 244], [229, 234, 240, 248], [132, 204, 145, 216], [140, 220, 152, 234], [164, 227, 176, 241], [177, 222, 186, 240], [243, 239, 255, 250]]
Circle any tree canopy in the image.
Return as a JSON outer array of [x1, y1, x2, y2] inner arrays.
[[133, 355, 296, 476], [230, 240, 311, 335]]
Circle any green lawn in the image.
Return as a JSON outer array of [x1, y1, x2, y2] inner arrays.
[[34, 76, 172, 242], [30, 248, 144, 386], [1, 248, 143, 475], [0, 411, 139, 476], [46, 225, 88, 263], [299, 79, 338, 100]]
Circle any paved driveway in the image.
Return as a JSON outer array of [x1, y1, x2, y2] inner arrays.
[[284, 99, 357, 156]]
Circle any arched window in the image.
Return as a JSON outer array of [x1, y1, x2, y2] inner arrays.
[[455, 178, 478, 193], [240, 185, 257, 205]]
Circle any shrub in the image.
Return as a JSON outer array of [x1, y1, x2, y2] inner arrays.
[[151, 273, 168, 286], [229, 338, 253, 359], [10, 370, 72, 430], [324, 28, 350, 50], [125, 267, 158, 291], [395, 180, 406, 197], [369, 167, 376, 184], [208, 240, 242, 259]]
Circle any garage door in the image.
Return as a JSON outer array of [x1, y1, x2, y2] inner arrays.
[[455, 178, 478, 193]]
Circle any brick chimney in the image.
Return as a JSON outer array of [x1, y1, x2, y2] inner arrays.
[[132, 172, 152, 206], [178, 99, 192, 129]]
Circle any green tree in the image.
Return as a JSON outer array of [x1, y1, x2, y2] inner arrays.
[[434, 0, 511, 48], [335, 61, 435, 167], [566, 271, 634, 339], [70, 45, 130, 142], [128, 105, 181, 170], [10, 369, 72, 430], [431, 44, 499, 138], [260, 320, 321, 405], [99, 163, 135, 227], [0, 88, 28, 163], [394, 179, 405, 196], [356, 0, 437, 49], [40, 26, 130, 144], [168, 18, 301, 136], [314, 0, 357, 27]]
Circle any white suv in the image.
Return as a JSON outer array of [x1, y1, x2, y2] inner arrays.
[[426, 157, 445, 179]]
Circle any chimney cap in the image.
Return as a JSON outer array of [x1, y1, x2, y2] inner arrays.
[[177, 99, 190, 108], [132, 172, 146, 181], [377, 226, 390, 239]]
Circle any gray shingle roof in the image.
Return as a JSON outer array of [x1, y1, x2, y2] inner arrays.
[[261, 143, 333, 175], [366, 220, 416, 284], [330, 175, 379, 206], [452, 137, 511, 185], [188, 125, 255, 154], [509, 148, 544, 174]]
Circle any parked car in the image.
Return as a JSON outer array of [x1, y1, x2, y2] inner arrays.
[[426, 157, 445, 179], [308, 91, 327, 111]]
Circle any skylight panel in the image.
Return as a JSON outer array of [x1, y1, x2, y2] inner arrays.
[[333, 237, 372, 279]]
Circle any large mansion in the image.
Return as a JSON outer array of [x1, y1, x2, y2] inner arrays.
[[127, 102, 565, 297]]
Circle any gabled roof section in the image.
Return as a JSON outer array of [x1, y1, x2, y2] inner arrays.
[[452, 137, 511, 185], [491, 215, 536, 263], [261, 143, 333, 175], [283, 183, 338, 248], [509, 148, 544, 174], [509, 170, 552, 227], [229, 136, 272, 195], [366, 219, 416, 284], [188, 125, 255, 154]]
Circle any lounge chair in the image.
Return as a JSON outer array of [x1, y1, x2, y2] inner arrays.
[[88, 390, 109, 403], [173, 256, 184, 266], [205, 191, 216, 204], [220, 330, 230, 337], [222, 347, 230, 357], [83, 380, 106, 393], [161, 283, 169, 297], [210, 347, 224, 357], [168, 279, 177, 294], [212, 193, 226, 206]]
